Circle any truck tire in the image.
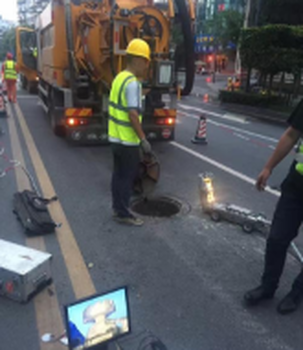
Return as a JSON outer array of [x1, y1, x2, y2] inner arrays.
[[210, 211, 221, 222], [27, 82, 36, 95], [48, 91, 66, 138], [21, 75, 27, 90], [50, 112, 65, 138], [242, 222, 253, 234]]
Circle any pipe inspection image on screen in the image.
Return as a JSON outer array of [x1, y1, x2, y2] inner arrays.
[[65, 287, 130, 350]]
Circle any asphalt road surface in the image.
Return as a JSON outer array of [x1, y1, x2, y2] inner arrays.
[[0, 82, 302, 350]]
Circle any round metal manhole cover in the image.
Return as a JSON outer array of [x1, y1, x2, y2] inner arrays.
[[131, 196, 182, 218]]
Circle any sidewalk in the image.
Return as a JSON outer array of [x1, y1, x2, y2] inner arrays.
[[191, 73, 291, 125]]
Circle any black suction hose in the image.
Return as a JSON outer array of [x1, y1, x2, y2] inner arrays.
[[174, 0, 195, 96]]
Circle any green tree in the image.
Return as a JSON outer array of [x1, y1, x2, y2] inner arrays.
[[259, 0, 303, 25], [0, 27, 16, 61], [240, 25, 303, 95], [203, 10, 244, 51]]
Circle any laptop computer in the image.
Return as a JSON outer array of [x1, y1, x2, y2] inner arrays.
[[64, 286, 131, 350]]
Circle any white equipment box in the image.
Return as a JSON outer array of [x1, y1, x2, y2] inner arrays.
[[0, 239, 52, 302]]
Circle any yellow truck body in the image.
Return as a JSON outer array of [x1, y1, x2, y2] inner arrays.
[[16, 27, 39, 93], [16, 0, 195, 143]]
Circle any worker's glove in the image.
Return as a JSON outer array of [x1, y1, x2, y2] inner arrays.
[[140, 138, 152, 154]]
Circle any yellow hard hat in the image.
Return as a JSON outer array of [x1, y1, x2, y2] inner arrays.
[[126, 39, 151, 61]]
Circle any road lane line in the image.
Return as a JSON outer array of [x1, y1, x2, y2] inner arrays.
[[17, 96, 39, 99], [170, 141, 280, 198], [178, 103, 249, 124], [7, 104, 65, 350], [15, 103, 96, 299], [233, 133, 250, 141], [178, 111, 279, 143]]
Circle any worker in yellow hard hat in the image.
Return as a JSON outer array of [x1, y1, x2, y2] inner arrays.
[[227, 77, 233, 91], [108, 38, 151, 226], [233, 77, 240, 91], [2, 52, 18, 103]]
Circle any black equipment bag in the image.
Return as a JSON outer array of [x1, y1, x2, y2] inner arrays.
[[13, 190, 57, 236]]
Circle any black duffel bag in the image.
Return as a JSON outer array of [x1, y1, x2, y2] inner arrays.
[[13, 190, 58, 236]]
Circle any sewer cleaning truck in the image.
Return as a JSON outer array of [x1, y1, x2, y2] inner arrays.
[[16, 0, 195, 143]]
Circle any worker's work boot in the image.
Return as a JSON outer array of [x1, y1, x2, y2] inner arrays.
[[114, 215, 144, 227], [243, 285, 275, 306], [277, 289, 303, 315]]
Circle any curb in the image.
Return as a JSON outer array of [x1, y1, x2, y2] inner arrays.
[[219, 103, 288, 126], [189, 92, 289, 127]]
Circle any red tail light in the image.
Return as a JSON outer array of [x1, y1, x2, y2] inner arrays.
[[66, 118, 89, 126], [5, 281, 14, 294], [156, 118, 176, 126], [67, 118, 77, 126]]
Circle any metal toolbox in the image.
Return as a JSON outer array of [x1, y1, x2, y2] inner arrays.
[[0, 239, 52, 303]]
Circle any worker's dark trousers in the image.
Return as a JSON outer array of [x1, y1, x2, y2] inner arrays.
[[261, 186, 303, 293], [111, 143, 140, 218]]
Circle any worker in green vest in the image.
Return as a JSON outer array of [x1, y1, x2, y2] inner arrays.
[[1, 53, 18, 103], [108, 38, 152, 226]]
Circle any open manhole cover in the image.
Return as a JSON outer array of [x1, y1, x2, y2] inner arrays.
[[131, 196, 182, 218]]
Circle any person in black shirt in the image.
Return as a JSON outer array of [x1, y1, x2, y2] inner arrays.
[[244, 99, 303, 315]]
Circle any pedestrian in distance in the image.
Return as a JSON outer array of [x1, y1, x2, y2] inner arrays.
[[1, 53, 18, 104], [244, 99, 303, 315], [108, 38, 152, 226]]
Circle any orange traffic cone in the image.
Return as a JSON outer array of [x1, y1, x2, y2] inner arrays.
[[203, 94, 209, 103], [192, 115, 208, 144]]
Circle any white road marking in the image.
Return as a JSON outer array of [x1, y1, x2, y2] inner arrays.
[[17, 95, 38, 99], [234, 133, 250, 141], [170, 141, 280, 198], [223, 112, 250, 124], [178, 111, 279, 144], [179, 103, 249, 124], [268, 145, 276, 150]]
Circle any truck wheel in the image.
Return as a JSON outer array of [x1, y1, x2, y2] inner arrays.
[[51, 116, 65, 138], [48, 91, 66, 137], [49, 107, 65, 138], [21, 76, 27, 90], [27, 83, 37, 94], [242, 223, 253, 234], [210, 211, 221, 222]]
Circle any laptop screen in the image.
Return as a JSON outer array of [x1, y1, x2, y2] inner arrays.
[[65, 287, 130, 350]]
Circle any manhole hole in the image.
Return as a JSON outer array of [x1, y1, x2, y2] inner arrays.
[[131, 196, 182, 218]]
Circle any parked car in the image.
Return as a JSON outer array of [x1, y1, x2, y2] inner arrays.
[[195, 61, 209, 75]]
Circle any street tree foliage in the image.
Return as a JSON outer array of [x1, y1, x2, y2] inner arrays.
[[240, 25, 303, 74], [240, 25, 303, 95], [202, 10, 244, 51], [0, 27, 16, 61], [259, 0, 303, 26]]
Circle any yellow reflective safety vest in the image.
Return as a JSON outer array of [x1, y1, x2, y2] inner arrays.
[[4, 60, 17, 80], [295, 141, 303, 175], [108, 71, 142, 146], [33, 48, 37, 58]]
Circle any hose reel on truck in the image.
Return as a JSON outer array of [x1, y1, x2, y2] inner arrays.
[[17, 0, 195, 143]]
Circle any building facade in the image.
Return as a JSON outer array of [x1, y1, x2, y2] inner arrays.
[[17, 0, 49, 26], [197, 0, 245, 21]]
